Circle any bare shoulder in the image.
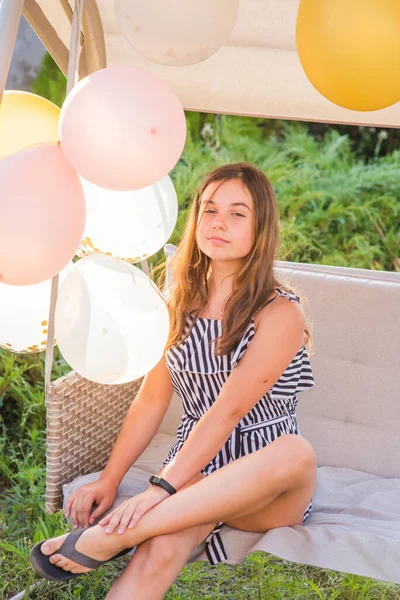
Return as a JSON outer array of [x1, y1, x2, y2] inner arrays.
[[230, 296, 306, 394], [254, 294, 305, 333]]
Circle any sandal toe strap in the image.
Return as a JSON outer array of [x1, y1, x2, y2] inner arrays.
[[55, 528, 108, 569]]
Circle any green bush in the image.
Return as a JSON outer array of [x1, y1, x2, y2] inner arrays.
[[32, 53, 67, 108]]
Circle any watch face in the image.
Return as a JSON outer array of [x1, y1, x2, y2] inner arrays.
[[150, 475, 161, 484]]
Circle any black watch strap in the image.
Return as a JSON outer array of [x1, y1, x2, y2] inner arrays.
[[149, 475, 176, 495]]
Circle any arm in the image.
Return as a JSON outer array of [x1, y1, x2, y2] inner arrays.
[[67, 353, 174, 528], [100, 353, 174, 489], [161, 298, 305, 490]]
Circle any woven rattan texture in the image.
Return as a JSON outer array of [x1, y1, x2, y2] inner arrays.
[[45, 371, 143, 514]]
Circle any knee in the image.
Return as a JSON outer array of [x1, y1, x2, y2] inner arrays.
[[274, 434, 317, 483], [138, 535, 178, 570], [294, 435, 316, 466]]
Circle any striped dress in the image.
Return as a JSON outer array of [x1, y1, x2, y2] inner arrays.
[[162, 288, 315, 565]]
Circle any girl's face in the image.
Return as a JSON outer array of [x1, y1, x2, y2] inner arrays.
[[196, 179, 254, 261]]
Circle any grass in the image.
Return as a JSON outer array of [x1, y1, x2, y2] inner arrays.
[[2, 543, 400, 599]]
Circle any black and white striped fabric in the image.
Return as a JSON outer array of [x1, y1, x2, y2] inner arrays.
[[163, 288, 315, 565]]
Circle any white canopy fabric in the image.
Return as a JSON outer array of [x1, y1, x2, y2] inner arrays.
[[24, 0, 400, 128]]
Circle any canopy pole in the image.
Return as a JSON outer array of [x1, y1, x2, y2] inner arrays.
[[0, 0, 24, 106], [44, 0, 84, 394]]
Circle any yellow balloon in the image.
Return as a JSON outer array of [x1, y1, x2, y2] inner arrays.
[[0, 91, 60, 159], [296, 0, 400, 111]]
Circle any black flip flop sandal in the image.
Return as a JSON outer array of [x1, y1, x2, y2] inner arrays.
[[30, 528, 134, 582]]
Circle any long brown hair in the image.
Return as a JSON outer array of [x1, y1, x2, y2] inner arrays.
[[152, 162, 311, 356]]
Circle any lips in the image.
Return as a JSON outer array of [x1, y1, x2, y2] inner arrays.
[[208, 236, 228, 242]]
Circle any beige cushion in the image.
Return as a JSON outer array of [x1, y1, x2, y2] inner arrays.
[[274, 261, 400, 478]]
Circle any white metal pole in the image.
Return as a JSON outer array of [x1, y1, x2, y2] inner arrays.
[[0, 0, 25, 106], [44, 0, 84, 393]]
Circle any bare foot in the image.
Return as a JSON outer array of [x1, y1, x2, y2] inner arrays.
[[40, 526, 123, 574]]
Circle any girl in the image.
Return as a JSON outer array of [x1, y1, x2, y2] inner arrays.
[[31, 162, 317, 599]]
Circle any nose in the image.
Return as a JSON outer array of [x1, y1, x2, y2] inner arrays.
[[212, 214, 227, 231]]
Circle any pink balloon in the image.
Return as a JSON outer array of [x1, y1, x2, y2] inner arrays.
[[59, 66, 187, 191], [0, 145, 86, 286]]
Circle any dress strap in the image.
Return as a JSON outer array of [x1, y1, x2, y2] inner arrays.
[[259, 288, 282, 310], [260, 288, 300, 310]]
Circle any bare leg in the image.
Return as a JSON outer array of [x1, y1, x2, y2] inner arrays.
[[106, 524, 216, 600], [104, 434, 315, 545], [41, 435, 316, 574]]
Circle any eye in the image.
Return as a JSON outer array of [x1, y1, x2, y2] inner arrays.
[[203, 209, 245, 217]]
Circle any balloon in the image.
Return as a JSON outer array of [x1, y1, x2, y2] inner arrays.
[[55, 254, 170, 384], [0, 263, 73, 354], [79, 175, 178, 263], [296, 0, 400, 111], [59, 66, 187, 191], [0, 91, 60, 159], [115, 0, 240, 66], [0, 145, 86, 286]]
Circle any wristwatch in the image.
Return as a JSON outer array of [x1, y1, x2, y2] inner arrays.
[[149, 475, 177, 495]]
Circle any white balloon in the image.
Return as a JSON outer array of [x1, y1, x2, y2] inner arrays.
[[79, 175, 178, 263], [55, 254, 170, 384], [115, 0, 240, 66], [0, 264, 73, 354]]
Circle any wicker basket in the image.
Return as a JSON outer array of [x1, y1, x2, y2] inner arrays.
[[45, 371, 143, 514]]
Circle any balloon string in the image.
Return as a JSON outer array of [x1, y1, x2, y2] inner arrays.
[[44, 0, 84, 395]]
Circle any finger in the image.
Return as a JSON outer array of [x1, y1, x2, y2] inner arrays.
[[80, 494, 95, 529], [98, 511, 114, 526], [65, 492, 76, 518], [128, 513, 139, 529], [89, 501, 108, 525], [117, 509, 137, 535], [105, 511, 124, 534], [99, 501, 127, 526], [128, 510, 147, 529], [74, 493, 85, 529], [71, 497, 79, 529], [127, 508, 145, 530], [76, 492, 94, 529]]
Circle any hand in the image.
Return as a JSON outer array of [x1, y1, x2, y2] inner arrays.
[[65, 479, 117, 530], [98, 485, 169, 535]]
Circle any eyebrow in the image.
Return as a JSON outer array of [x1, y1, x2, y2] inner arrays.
[[201, 199, 251, 210]]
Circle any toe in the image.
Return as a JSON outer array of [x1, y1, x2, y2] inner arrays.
[[49, 553, 63, 565], [52, 557, 73, 572], [41, 534, 68, 556], [53, 557, 67, 568], [71, 566, 89, 574], [38, 534, 93, 575]]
